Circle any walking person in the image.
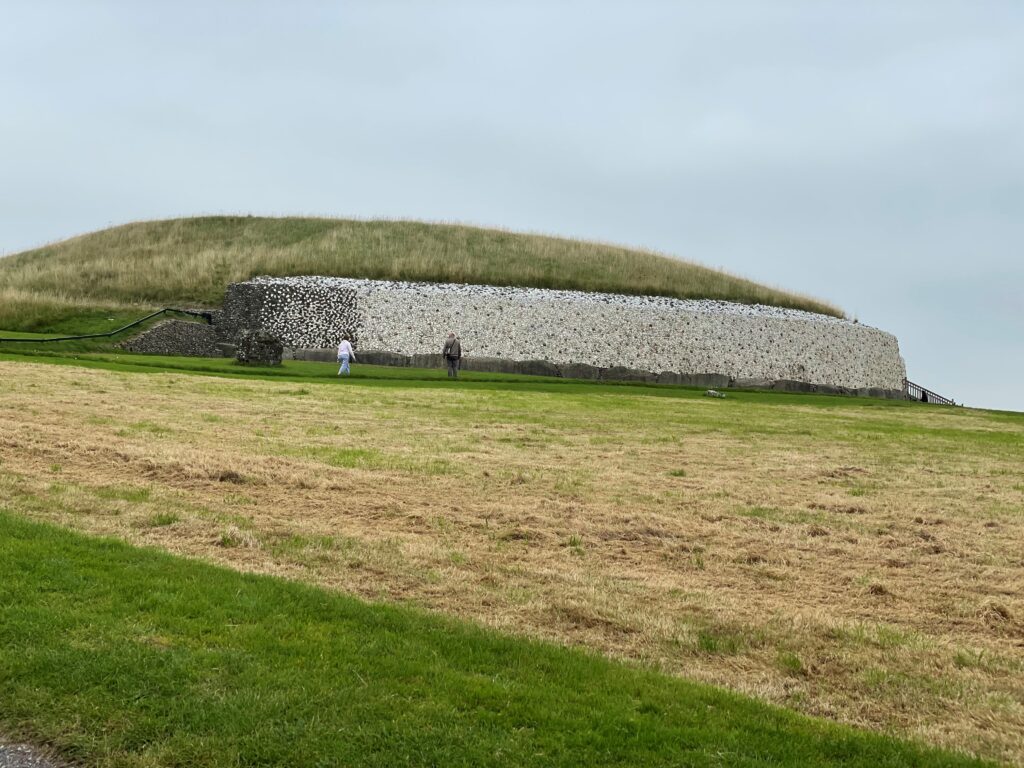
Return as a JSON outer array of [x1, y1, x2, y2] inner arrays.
[[337, 334, 356, 376], [442, 331, 462, 378]]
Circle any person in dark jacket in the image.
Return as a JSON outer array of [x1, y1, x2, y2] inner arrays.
[[442, 332, 462, 378]]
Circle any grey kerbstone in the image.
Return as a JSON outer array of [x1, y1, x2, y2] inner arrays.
[[733, 378, 775, 390], [235, 329, 283, 366], [670, 373, 732, 388], [858, 387, 905, 400], [602, 366, 659, 383], [410, 353, 445, 369], [460, 356, 522, 375], [559, 363, 602, 381], [288, 348, 337, 363], [513, 359, 563, 377], [358, 350, 410, 367], [769, 379, 819, 394]]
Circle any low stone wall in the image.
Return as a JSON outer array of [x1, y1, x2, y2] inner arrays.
[[226, 277, 906, 391], [286, 347, 903, 397], [119, 319, 220, 357]]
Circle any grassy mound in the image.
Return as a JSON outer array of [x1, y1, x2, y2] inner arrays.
[[0, 216, 842, 331]]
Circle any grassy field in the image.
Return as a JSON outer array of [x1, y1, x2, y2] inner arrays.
[[0, 216, 842, 331], [0, 514, 989, 768], [0, 353, 1021, 764], [0, 348, 918, 396]]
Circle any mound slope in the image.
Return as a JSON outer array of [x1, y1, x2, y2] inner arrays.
[[0, 216, 841, 331]]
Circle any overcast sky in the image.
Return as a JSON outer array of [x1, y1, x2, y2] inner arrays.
[[2, 1, 1021, 411]]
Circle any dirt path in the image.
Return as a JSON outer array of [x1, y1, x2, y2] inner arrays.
[[0, 738, 66, 768]]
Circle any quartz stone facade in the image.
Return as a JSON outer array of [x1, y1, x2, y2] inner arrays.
[[221, 276, 907, 391]]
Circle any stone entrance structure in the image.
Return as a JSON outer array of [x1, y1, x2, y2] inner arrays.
[[124, 276, 908, 395]]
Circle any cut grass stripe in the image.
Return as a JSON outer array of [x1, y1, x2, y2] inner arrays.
[[0, 512, 988, 767], [0, 349, 947, 412]]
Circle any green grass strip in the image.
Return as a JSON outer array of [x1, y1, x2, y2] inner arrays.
[[0, 348, 945, 412], [0, 513, 988, 767]]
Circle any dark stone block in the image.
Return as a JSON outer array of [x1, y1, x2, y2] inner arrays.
[[510, 359, 563, 377], [559, 363, 602, 380], [684, 373, 732, 388], [410, 353, 446, 369], [857, 387, 905, 400], [289, 348, 336, 363], [218, 283, 267, 342], [236, 329, 283, 366], [460, 356, 523, 374], [119, 319, 219, 357], [359, 350, 411, 367], [733, 377, 774, 390], [658, 372, 732, 388], [769, 379, 818, 393], [601, 366, 659, 383], [789, 382, 853, 396]]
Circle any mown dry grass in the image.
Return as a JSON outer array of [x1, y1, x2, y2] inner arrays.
[[1, 361, 1021, 763], [0, 216, 842, 331]]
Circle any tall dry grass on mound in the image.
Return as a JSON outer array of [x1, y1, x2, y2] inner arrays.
[[0, 216, 842, 330], [0, 287, 147, 331]]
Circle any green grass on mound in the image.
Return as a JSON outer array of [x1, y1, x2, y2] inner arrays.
[[0, 216, 842, 331], [0, 512, 987, 768], [0, 291, 149, 335]]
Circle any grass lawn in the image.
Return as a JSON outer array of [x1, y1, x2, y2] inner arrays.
[[0, 348, 927, 407], [0, 301, 151, 336], [0, 348, 573, 386], [0, 312, 182, 354], [0, 329, 61, 339], [0, 353, 1021, 763], [0, 512, 991, 767]]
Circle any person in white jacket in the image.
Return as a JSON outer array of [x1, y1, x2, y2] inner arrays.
[[337, 335, 356, 376]]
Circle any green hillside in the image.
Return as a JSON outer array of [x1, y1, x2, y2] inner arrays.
[[0, 216, 842, 331]]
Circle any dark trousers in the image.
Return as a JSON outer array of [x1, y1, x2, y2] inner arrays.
[[446, 357, 459, 378]]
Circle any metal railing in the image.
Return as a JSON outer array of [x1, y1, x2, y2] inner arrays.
[[0, 308, 213, 343], [903, 378, 957, 406]]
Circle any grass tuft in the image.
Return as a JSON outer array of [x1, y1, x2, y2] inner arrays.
[[145, 512, 179, 527], [778, 651, 808, 677], [95, 485, 152, 503], [696, 628, 747, 655]]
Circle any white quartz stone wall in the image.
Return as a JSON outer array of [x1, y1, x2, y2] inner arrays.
[[229, 276, 906, 390]]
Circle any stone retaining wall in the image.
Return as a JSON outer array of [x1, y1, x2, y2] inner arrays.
[[119, 319, 220, 357], [221, 277, 906, 391]]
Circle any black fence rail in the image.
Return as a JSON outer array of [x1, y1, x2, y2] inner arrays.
[[903, 378, 957, 406], [0, 308, 213, 344]]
